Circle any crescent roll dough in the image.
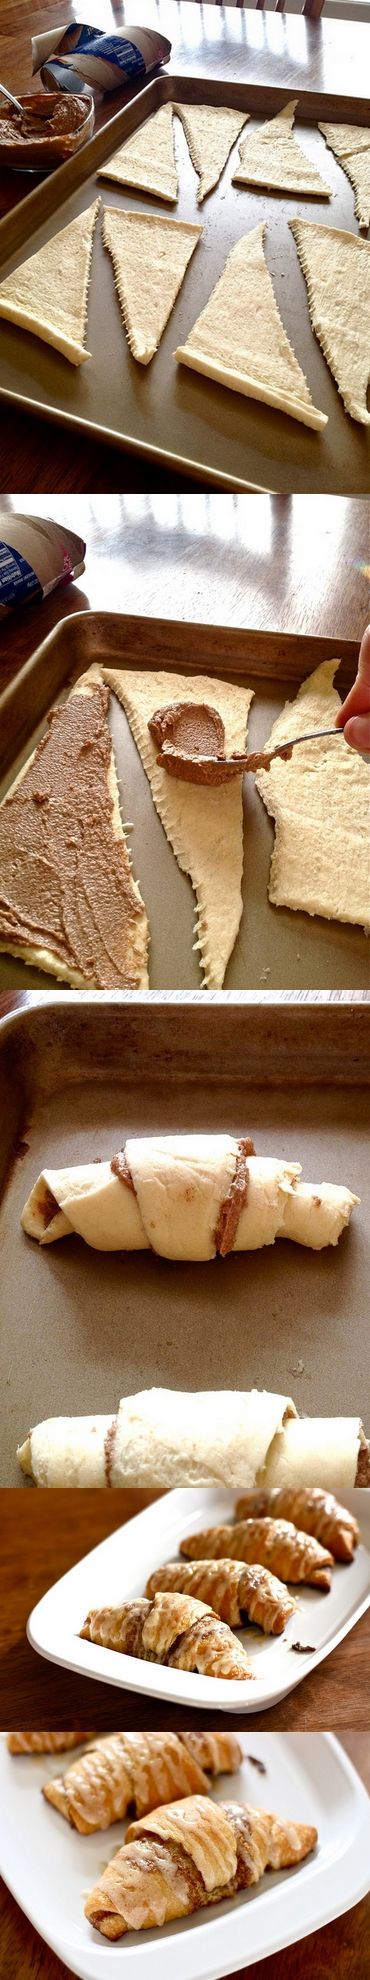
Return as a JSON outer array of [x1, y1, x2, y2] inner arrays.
[[146, 1559, 297, 1632], [80, 1591, 254, 1680], [21, 1133, 359, 1256], [7, 1733, 92, 1754], [180, 1518, 333, 1588], [43, 1730, 241, 1831], [18, 1387, 370, 1489], [85, 1794, 317, 1937], [235, 1487, 360, 1562]]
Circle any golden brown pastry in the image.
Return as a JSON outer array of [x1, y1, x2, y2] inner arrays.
[[85, 1793, 318, 1938], [235, 1487, 359, 1563], [43, 1730, 241, 1831], [80, 1591, 253, 1679], [146, 1559, 297, 1634], [180, 1519, 333, 1589], [7, 1732, 92, 1754]]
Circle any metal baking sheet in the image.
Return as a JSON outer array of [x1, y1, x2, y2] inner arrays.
[[0, 995, 369, 1486], [0, 609, 368, 992], [0, 74, 369, 491]]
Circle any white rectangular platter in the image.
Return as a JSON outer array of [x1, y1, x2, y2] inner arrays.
[[1, 1732, 369, 1980], [27, 1487, 370, 1714]]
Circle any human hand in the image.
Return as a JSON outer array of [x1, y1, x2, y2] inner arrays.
[[335, 624, 370, 754]]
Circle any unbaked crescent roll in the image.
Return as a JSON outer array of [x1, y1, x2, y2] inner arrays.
[[180, 1519, 333, 1589], [235, 1487, 360, 1562], [85, 1794, 318, 1938], [146, 1558, 297, 1633], [21, 1134, 359, 1256], [17, 1386, 370, 1489], [7, 1733, 93, 1755], [80, 1592, 254, 1680], [43, 1730, 241, 1832]]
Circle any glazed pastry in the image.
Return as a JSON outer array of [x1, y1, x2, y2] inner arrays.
[[21, 1134, 358, 1255], [80, 1592, 254, 1679], [85, 1793, 318, 1938], [18, 1387, 370, 1490], [235, 1488, 360, 1563], [180, 1519, 333, 1589], [7, 1732, 92, 1755], [43, 1730, 241, 1831], [146, 1559, 297, 1633]]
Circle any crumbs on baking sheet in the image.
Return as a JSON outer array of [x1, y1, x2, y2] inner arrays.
[[247, 1755, 267, 1773]]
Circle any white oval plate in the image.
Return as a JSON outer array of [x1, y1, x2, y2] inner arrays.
[[27, 1486, 370, 1713], [1, 1733, 369, 1980]]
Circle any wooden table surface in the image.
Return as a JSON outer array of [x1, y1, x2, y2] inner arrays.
[[1, 492, 369, 696], [0, 3, 369, 492], [1, 1490, 369, 1731]]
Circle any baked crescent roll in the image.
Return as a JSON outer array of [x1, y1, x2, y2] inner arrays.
[[84, 1793, 318, 1938], [180, 1518, 333, 1589], [80, 1592, 254, 1679], [21, 1134, 359, 1256], [235, 1487, 360, 1563], [7, 1733, 93, 1755], [146, 1558, 297, 1633], [43, 1730, 241, 1832], [17, 1387, 370, 1489]]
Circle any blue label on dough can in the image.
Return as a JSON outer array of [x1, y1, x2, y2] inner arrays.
[[0, 541, 42, 608]]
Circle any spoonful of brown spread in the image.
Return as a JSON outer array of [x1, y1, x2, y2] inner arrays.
[[148, 702, 341, 786]]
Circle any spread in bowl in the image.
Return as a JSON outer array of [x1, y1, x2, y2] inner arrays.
[[0, 92, 94, 169]]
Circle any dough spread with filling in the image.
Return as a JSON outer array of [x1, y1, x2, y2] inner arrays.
[[0, 669, 149, 987]]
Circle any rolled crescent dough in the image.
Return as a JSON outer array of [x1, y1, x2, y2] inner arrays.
[[290, 216, 370, 424], [99, 104, 178, 204], [319, 123, 370, 233], [233, 100, 331, 199], [256, 659, 370, 929], [17, 1387, 368, 1488], [102, 207, 202, 365], [103, 668, 252, 988], [175, 222, 327, 431], [0, 199, 100, 364], [21, 1138, 359, 1255], [173, 104, 250, 203]]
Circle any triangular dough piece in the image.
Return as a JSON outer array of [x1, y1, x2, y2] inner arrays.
[[233, 100, 331, 198], [0, 667, 149, 988], [0, 200, 100, 364], [255, 661, 370, 930], [319, 123, 370, 232], [99, 104, 178, 204], [103, 668, 253, 988], [290, 217, 370, 424], [173, 103, 250, 203], [102, 207, 202, 365], [175, 221, 327, 430]]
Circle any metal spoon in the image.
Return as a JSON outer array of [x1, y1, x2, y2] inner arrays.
[[158, 728, 344, 786], [0, 82, 23, 113]]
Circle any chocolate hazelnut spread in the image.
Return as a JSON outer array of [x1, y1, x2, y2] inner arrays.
[[356, 1439, 370, 1486], [215, 1138, 256, 1256], [0, 93, 90, 168], [0, 686, 147, 988], [104, 1418, 118, 1487], [111, 1151, 135, 1191], [41, 1184, 60, 1229], [149, 701, 225, 758]]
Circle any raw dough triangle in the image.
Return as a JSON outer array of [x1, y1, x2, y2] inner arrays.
[[173, 103, 250, 203], [255, 661, 370, 930], [0, 199, 100, 364], [102, 207, 202, 364], [290, 217, 370, 424], [233, 100, 331, 198], [319, 123, 370, 233], [175, 221, 327, 429], [99, 104, 178, 204], [0, 667, 149, 987], [103, 668, 253, 988]]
